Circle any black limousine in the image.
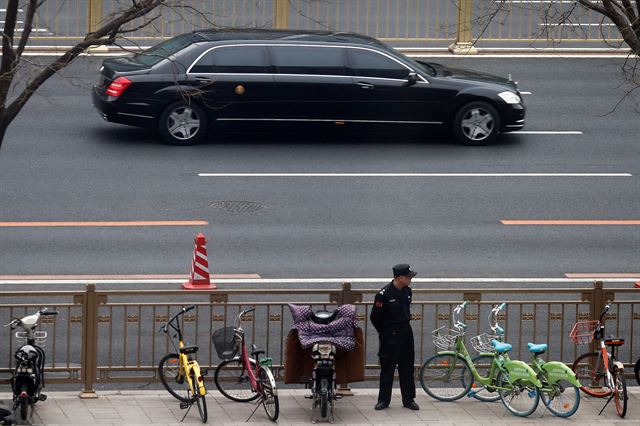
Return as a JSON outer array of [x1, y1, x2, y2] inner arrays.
[[93, 29, 525, 145]]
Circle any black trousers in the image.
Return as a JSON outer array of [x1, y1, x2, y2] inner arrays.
[[377, 324, 416, 404]]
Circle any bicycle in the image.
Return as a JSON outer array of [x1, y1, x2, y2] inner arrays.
[[158, 305, 208, 423], [4, 308, 58, 422], [420, 301, 543, 417], [571, 303, 627, 418], [213, 307, 279, 422], [471, 303, 581, 417]]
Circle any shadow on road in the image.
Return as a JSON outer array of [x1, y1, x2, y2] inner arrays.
[[91, 124, 524, 149]]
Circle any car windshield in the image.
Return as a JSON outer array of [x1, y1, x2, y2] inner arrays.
[[373, 41, 436, 77], [131, 34, 195, 66]]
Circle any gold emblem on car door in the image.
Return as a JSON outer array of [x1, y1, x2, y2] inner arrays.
[[235, 85, 245, 95]]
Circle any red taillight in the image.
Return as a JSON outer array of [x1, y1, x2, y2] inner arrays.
[[105, 76, 132, 97]]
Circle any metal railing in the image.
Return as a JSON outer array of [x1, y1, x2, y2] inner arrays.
[[0, 0, 624, 50], [1, 280, 637, 396]]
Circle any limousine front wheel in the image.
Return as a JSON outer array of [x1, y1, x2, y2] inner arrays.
[[453, 101, 500, 145], [159, 101, 207, 145]]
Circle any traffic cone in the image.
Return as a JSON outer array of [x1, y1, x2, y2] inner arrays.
[[182, 233, 216, 290]]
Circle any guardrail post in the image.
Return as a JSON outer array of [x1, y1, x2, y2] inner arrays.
[[80, 284, 99, 398], [335, 282, 363, 397], [449, 0, 478, 55], [88, 0, 103, 33], [274, 0, 289, 29]]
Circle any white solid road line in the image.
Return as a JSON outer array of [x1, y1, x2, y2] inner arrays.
[[510, 131, 583, 134], [0, 277, 638, 285], [198, 173, 631, 177]]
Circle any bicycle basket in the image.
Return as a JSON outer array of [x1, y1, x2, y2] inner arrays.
[[570, 320, 599, 345], [212, 327, 239, 360], [470, 333, 498, 353], [15, 331, 47, 347], [432, 327, 462, 350]]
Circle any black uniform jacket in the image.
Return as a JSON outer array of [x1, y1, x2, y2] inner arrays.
[[370, 281, 412, 333]]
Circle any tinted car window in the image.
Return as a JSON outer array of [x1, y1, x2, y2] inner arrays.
[[191, 46, 269, 73], [348, 49, 409, 79], [132, 34, 199, 66], [271, 46, 346, 76]]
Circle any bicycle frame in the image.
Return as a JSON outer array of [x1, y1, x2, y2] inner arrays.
[[436, 302, 541, 390], [233, 308, 271, 394], [163, 306, 206, 397], [593, 308, 623, 391]]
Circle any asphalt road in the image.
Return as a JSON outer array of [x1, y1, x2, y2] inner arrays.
[[0, 55, 638, 280]]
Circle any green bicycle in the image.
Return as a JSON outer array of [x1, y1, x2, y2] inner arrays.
[[476, 303, 581, 417], [420, 301, 542, 417]]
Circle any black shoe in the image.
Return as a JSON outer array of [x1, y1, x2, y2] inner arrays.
[[403, 400, 419, 410], [375, 401, 389, 410]]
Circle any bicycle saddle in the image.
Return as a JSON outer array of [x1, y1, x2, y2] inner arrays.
[[605, 338, 625, 346], [527, 343, 548, 354], [179, 345, 199, 355], [491, 339, 512, 353]]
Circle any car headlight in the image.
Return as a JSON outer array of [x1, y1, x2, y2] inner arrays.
[[498, 91, 521, 104]]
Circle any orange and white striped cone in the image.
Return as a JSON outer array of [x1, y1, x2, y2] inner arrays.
[[182, 233, 216, 290]]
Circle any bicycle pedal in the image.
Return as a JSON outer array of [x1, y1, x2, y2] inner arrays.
[[179, 402, 190, 410], [37, 394, 47, 402], [467, 391, 477, 398]]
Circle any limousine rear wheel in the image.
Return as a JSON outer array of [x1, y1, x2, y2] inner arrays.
[[453, 101, 500, 145], [159, 101, 207, 145]]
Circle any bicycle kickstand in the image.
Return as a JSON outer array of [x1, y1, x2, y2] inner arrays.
[[598, 394, 615, 416], [244, 397, 263, 422], [179, 400, 194, 422]]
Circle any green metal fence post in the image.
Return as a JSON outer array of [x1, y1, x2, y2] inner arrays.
[[449, 0, 478, 55]]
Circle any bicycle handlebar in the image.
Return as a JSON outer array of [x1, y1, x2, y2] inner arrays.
[[159, 305, 197, 334], [600, 304, 611, 321], [489, 303, 507, 336], [453, 301, 468, 330], [3, 308, 58, 328]]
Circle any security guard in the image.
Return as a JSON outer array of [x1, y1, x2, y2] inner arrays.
[[370, 264, 419, 411]]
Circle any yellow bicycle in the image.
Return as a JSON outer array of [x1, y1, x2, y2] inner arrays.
[[158, 305, 207, 423]]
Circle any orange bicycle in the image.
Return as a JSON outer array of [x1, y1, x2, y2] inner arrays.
[[570, 304, 627, 418]]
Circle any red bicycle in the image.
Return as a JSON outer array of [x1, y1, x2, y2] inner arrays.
[[213, 307, 279, 422]]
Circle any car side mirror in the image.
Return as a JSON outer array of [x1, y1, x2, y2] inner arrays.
[[403, 72, 419, 87]]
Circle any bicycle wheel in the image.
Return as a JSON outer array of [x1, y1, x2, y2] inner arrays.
[[18, 393, 29, 421], [258, 367, 279, 422], [496, 371, 540, 417], [191, 368, 208, 423], [470, 354, 500, 402], [420, 353, 473, 401], [540, 379, 580, 418], [634, 358, 640, 386], [158, 353, 192, 402], [214, 357, 259, 402], [613, 369, 627, 418], [572, 352, 612, 397]]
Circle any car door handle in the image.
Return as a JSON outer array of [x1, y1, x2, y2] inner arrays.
[[195, 76, 214, 83], [357, 82, 374, 90]]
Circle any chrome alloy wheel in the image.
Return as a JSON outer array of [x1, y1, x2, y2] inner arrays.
[[167, 106, 201, 141], [460, 107, 494, 142]]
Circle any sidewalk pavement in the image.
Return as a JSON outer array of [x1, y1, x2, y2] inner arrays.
[[2, 388, 640, 425]]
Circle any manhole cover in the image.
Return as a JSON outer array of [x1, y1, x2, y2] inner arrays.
[[209, 200, 267, 213]]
